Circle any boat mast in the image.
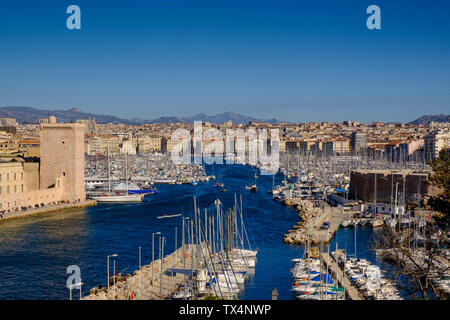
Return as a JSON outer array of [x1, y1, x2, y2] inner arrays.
[[394, 182, 399, 232], [107, 141, 111, 193], [125, 151, 128, 193]]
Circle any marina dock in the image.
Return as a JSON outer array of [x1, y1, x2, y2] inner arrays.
[[322, 252, 363, 300], [83, 243, 207, 300], [284, 200, 354, 244]]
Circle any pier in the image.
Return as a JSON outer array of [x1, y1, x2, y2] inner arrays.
[[322, 252, 363, 300], [83, 243, 207, 300], [284, 200, 356, 244]]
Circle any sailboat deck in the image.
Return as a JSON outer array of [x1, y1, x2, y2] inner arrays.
[[322, 252, 363, 300]]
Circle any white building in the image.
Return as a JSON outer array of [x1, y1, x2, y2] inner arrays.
[[424, 130, 450, 161]]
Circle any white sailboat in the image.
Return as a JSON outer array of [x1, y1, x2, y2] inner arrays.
[[92, 148, 144, 203]]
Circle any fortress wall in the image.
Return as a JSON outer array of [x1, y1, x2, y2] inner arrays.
[[349, 170, 430, 204]]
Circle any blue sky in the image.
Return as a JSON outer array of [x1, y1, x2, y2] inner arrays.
[[0, 0, 449, 123]]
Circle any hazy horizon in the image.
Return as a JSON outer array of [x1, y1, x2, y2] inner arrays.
[[2, 105, 448, 124]]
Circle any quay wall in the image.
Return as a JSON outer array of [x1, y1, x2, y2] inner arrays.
[[0, 200, 97, 222], [349, 170, 432, 204]]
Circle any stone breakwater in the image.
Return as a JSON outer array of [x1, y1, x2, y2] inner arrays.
[[283, 199, 343, 245]]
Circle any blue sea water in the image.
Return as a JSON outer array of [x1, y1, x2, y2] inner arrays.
[[0, 164, 384, 300]]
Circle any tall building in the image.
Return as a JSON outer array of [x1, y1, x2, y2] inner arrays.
[[323, 138, 350, 155], [424, 130, 450, 161], [0, 118, 17, 127], [351, 131, 367, 153], [0, 117, 85, 212], [76, 118, 97, 133], [39, 116, 85, 203]]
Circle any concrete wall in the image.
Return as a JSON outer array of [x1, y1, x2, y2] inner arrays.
[[23, 162, 39, 191], [1, 175, 63, 211]]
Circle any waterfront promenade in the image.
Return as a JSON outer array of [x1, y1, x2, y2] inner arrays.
[[0, 200, 97, 223]]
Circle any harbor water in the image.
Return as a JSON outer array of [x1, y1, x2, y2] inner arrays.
[[0, 164, 386, 300]]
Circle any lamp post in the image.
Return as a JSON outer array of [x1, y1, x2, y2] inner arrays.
[[139, 246, 141, 296], [69, 282, 83, 300], [113, 260, 116, 300], [152, 232, 161, 285], [107, 254, 118, 300], [160, 236, 165, 298]]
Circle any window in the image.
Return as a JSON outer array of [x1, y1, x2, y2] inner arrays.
[[21, 184, 24, 192], [14, 185, 17, 193], [14, 173, 16, 181], [21, 172, 23, 180], [0, 174, 2, 182], [0, 186, 2, 195], [7, 186, 9, 194], [7, 173, 9, 181]]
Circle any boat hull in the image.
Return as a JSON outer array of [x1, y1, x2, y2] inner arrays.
[[91, 194, 144, 202]]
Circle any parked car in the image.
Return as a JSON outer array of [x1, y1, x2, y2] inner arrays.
[[321, 221, 330, 230]]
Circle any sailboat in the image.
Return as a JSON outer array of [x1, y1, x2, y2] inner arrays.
[[92, 149, 144, 203]]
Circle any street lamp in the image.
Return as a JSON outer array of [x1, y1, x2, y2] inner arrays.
[[69, 282, 83, 300], [152, 232, 161, 285], [160, 236, 165, 298], [107, 254, 118, 300]]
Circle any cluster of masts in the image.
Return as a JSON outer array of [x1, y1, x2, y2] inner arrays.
[[170, 195, 258, 300]]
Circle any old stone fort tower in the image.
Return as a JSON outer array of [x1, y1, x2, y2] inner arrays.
[[0, 116, 85, 213]]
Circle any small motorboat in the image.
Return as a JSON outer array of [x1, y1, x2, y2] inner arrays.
[[157, 214, 182, 219]]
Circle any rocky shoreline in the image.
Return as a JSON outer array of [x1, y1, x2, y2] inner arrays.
[[283, 199, 341, 245]]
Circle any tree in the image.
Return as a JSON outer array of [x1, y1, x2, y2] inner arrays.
[[427, 149, 450, 230], [377, 149, 449, 299]]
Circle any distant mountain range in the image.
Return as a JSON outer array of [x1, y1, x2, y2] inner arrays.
[[149, 112, 284, 124], [0, 106, 135, 124], [0, 106, 286, 125], [408, 114, 450, 125], [1, 106, 448, 126]]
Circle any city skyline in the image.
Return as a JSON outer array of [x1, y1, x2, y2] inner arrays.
[[0, 0, 449, 123]]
